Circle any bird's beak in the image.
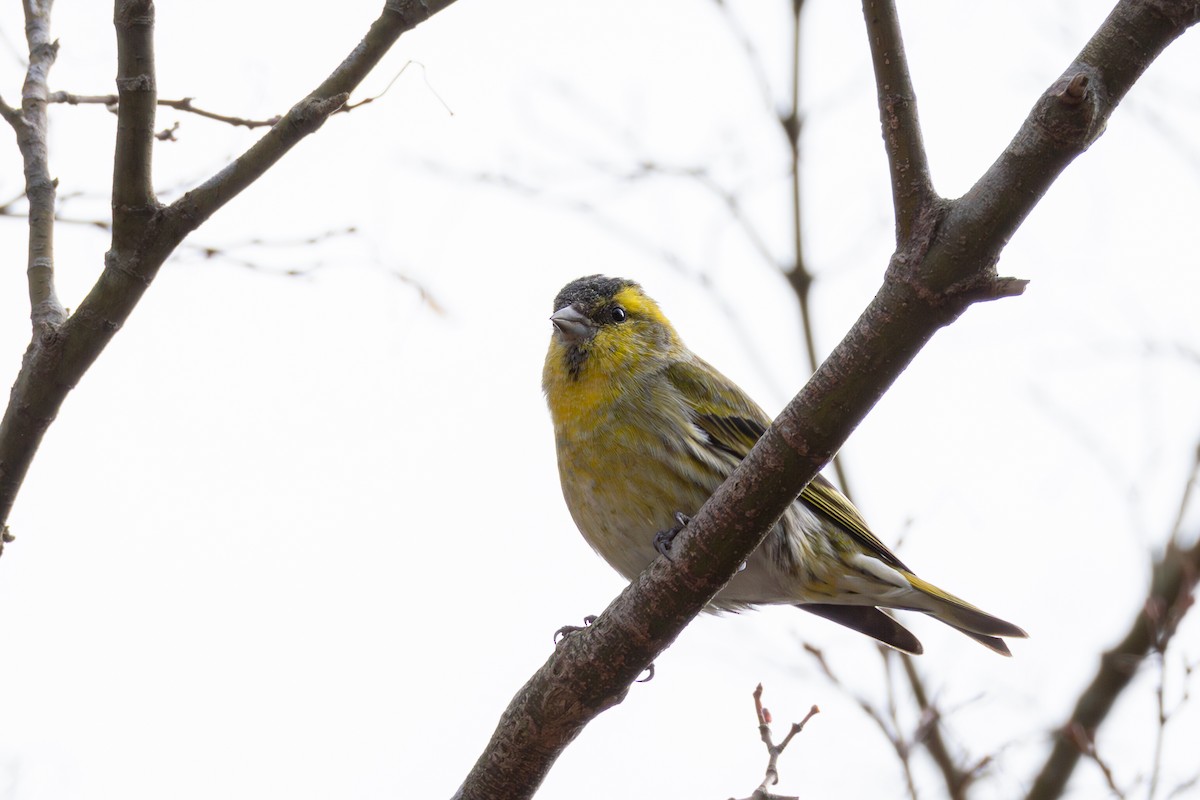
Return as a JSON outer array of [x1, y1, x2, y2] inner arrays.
[[550, 305, 594, 343]]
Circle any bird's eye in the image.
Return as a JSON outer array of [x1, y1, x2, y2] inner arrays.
[[610, 306, 627, 323]]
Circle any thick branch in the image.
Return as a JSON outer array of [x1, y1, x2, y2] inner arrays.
[[0, 0, 458, 538], [456, 2, 1199, 797], [861, 0, 935, 242]]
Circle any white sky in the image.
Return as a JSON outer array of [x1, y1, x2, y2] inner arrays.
[[2, 1, 1199, 798]]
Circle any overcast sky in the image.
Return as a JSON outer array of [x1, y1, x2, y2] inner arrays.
[[2, 1, 1199, 798]]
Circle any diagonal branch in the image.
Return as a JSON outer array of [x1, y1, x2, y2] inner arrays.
[[861, 0, 935, 243], [455, 2, 1199, 798]]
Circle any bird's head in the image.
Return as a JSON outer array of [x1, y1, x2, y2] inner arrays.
[[544, 275, 682, 385]]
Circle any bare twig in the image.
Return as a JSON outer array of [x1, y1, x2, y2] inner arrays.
[[804, 644, 918, 799], [1147, 446, 1200, 800], [679, 2, 858, 498], [1026, 517, 1200, 797], [900, 654, 976, 800], [49, 91, 281, 128], [729, 685, 819, 800], [766, 0, 857, 499], [343, 60, 453, 115], [49, 58, 451, 129], [1165, 772, 1200, 799], [1148, 649, 1170, 800], [1064, 722, 1129, 799], [1168, 443, 1200, 541], [709, 0, 777, 113]]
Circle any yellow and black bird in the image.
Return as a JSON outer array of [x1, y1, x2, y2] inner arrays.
[[542, 275, 1026, 655]]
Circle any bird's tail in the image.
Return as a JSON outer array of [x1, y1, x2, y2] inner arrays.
[[902, 571, 1028, 656]]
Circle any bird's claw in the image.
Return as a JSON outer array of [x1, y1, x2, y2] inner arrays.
[[553, 614, 598, 644], [553, 617, 656, 682], [653, 511, 692, 558]]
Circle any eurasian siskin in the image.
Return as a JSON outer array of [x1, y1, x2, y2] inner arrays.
[[542, 274, 1026, 655]]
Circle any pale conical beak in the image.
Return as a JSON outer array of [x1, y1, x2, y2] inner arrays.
[[550, 305, 594, 343]]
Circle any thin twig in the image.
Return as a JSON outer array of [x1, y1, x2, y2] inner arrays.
[[50, 59, 451, 129], [880, 649, 920, 800], [1148, 647, 1169, 800], [709, 0, 777, 113], [804, 644, 918, 799], [49, 91, 281, 128], [729, 684, 818, 800], [900, 653, 975, 800], [418, 158, 791, 399], [1168, 443, 1200, 541], [1026, 476, 1200, 800], [1064, 722, 1128, 799], [343, 60, 453, 115], [776, 0, 855, 499]]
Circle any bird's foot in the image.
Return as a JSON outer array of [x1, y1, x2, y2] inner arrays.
[[652, 512, 692, 558], [553, 614, 598, 644], [553, 616, 656, 682]]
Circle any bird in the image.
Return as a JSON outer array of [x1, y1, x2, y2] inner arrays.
[[542, 274, 1027, 655]]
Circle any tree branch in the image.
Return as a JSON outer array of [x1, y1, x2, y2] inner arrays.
[[50, 91, 282, 128], [861, 0, 934, 242], [0, 0, 458, 542], [775, 0, 856, 498], [1025, 444, 1200, 800], [2, 0, 66, 330], [111, 0, 158, 240], [1024, 534, 1200, 800], [454, 2, 1199, 797], [0, 1, 65, 556], [730, 684, 819, 800], [927, 0, 1199, 300], [900, 654, 975, 800]]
